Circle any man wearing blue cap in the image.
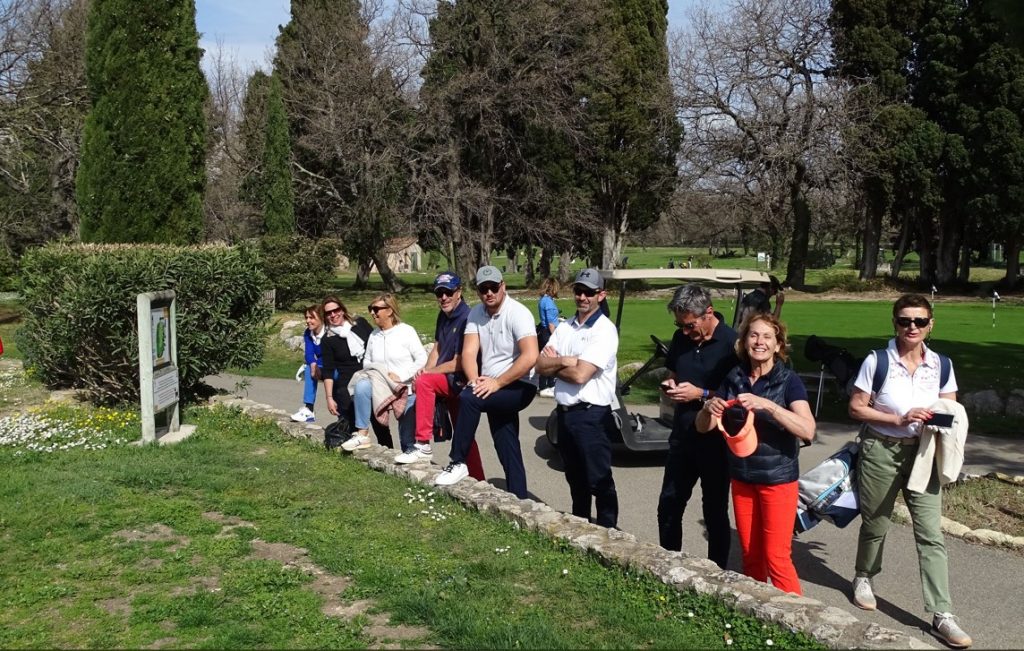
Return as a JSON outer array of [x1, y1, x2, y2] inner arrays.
[[536, 268, 620, 527], [395, 272, 485, 480], [435, 265, 538, 497]]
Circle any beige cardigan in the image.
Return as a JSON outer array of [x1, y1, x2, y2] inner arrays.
[[907, 398, 968, 493]]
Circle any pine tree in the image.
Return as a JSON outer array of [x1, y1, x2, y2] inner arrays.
[[261, 74, 294, 234], [76, 0, 207, 243]]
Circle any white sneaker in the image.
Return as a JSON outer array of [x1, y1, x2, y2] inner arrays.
[[434, 462, 469, 486], [538, 387, 555, 398], [395, 443, 433, 464], [852, 576, 876, 611], [290, 407, 315, 423], [340, 433, 371, 452], [932, 613, 972, 648]]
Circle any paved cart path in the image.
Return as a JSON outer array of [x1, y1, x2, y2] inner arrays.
[[208, 373, 1024, 649]]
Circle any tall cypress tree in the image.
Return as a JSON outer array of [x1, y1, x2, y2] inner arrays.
[[261, 74, 294, 235], [577, 0, 680, 268], [76, 0, 207, 243]]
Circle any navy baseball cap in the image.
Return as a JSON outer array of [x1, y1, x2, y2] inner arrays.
[[433, 271, 461, 291]]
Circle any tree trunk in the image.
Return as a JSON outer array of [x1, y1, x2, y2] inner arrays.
[[957, 236, 971, 284], [601, 203, 628, 269], [859, 183, 884, 280], [891, 217, 912, 280], [538, 246, 553, 279], [935, 206, 961, 285], [1003, 232, 1021, 287], [784, 162, 811, 289], [505, 246, 518, 274], [557, 250, 571, 284], [372, 251, 405, 293], [354, 257, 372, 289], [917, 219, 936, 287]]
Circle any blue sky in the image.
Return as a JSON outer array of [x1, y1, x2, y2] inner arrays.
[[195, 0, 693, 72]]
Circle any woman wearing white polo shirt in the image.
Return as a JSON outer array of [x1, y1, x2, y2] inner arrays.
[[847, 293, 970, 649]]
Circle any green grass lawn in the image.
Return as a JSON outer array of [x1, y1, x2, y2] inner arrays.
[[0, 404, 818, 649]]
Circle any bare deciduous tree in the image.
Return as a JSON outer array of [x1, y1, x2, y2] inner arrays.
[[671, 0, 851, 286]]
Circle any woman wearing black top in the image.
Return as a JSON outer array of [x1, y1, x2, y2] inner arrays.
[[320, 295, 372, 426]]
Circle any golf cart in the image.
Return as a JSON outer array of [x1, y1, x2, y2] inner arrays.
[[544, 267, 771, 452]]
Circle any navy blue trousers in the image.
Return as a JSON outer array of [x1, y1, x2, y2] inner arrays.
[[557, 404, 618, 528], [657, 428, 731, 569], [450, 380, 537, 498]]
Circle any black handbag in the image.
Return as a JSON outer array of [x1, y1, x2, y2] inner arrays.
[[324, 415, 351, 450]]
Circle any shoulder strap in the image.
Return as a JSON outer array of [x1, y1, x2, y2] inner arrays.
[[937, 353, 951, 388], [870, 349, 888, 396], [872, 348, 951, 393]]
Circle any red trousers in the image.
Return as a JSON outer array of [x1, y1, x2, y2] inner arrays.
[[414, 372, 484, 481], [731, 479, 802, 595]]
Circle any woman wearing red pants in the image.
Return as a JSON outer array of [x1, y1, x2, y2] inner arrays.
[[696, 313, 815, 594]]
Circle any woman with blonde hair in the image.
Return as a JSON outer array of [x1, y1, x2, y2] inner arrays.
[[341, 293, 427, 452], [696, 313, 815, 595]]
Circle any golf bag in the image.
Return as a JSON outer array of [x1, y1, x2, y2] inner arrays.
[[804, 335, 863, 397], [795, 441, 860, 533]]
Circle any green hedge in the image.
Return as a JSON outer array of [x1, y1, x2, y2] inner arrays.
[[17, 243, 272, 404], [257, 235, 341, 309]]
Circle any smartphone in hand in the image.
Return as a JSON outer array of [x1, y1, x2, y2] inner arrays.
[[928, 413, 955, 428]]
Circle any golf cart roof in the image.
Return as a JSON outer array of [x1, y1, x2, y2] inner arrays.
[[600, 268, 770, 288]]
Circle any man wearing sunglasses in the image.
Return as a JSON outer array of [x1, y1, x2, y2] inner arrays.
[[536, 268, 619, 528], [395, 272, 485, 479], [435, 265, 538, 497], [657, 284, 739, 569]]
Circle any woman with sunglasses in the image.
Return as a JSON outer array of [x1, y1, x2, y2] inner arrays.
[[695, 313, 815, 596], [321, 296, 373, 434], [341, 293, 427, 452], [847, 294, 970, 649]]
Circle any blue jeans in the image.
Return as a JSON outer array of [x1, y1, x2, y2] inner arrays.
[[354, 378, 416, 450], [557, 405, 618, 528], [302, 367, 319, 406], [450, 380, 537, 498]]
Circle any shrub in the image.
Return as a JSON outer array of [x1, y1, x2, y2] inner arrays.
[[17, 243, 271, 405], [257, 235, 341, 309], [806, 248, 837, 269], [0, 248, 18, 292], [818, 270, 889, 292]]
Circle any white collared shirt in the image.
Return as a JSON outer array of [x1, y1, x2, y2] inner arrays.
[[550, 310, 618, 406], [853, 338, 958, 439]]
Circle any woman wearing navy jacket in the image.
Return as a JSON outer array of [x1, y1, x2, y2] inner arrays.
[[695, 313, 815, 595]]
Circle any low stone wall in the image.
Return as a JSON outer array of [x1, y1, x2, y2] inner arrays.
[[210, 394, 934, 649]]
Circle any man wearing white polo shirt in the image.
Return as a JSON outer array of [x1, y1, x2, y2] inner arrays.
[[434, 265, 539, 498], [536, 268, 619, 527]]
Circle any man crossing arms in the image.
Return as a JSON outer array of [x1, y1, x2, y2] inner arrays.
[[536, 268, 619, 528], [434, 266, 538, 498]]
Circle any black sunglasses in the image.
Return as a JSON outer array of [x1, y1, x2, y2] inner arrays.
[[895, 316, 931, 328], [434, 288, 456, 298], [573, 285, 598, 298], [477, 282, 501, 295], [368, 305, 389, 315], [675, 314, 706, 331], [324, 307, 342, 317]]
